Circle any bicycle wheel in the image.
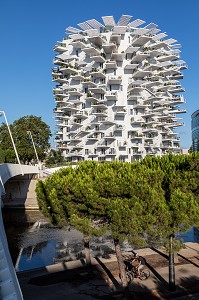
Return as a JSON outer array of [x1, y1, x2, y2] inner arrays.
[[119, 271, 134, 283], [140, 269, 150, 280], [126, 271, 134, 283]]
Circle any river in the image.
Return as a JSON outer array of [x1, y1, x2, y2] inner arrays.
[[2, 209, 199, 272], [2, 209, 116, 271]]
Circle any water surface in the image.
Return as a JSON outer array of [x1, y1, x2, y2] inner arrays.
[[2, 209, 199, 272]]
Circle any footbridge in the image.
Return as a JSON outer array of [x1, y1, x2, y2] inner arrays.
[[0, 163, 39, 300]]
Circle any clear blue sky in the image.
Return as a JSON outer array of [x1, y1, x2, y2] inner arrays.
[[0, 0, 198, 148]]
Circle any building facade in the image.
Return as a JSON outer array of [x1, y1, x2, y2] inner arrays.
[[52, 15, 187, 162], [191, 109, 199, 152]]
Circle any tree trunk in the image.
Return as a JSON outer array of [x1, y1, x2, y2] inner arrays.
[[83, 236, 91, 266], [169, 234, 176, 292], [114, 238, 129, 292], [174, 253, 179, 264]]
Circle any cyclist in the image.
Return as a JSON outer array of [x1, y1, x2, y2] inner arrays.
[[124, 257, 133, 272], [132, 253, 146, 278]]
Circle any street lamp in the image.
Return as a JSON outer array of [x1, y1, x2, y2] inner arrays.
[[27, 130, 40, 166], [0, 111, 24, 176]]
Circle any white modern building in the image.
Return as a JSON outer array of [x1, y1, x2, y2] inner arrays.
[[52, 15, 187, 162]]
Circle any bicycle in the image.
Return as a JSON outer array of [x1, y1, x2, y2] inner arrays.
[[126, 265, 150, 282]]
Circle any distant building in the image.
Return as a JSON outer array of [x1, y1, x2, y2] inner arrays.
[[191, 109, 199, 151], [180, 148, 189, 155], [52, 14, 187, 162]]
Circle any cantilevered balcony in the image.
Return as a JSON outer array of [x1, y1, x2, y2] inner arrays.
[[53, 42, 67, 52], [106, 149, 116, 156], [88, 35, 106, 46], [132, 67, 151, 78], [59, 64, 79, 74], [70, 74, 85, 81], [114, 107, 127, 115], [70, 40, 86, 48], [90, 68, 106, 78], [70, 119, 84, 126], [131, 35, 151, 46], [83, 94, 95, 103], [131, 51, 150, 62], [105, 91, 118, 101], [124, 63, 138, 71], [130, 117, 143, 125], [68, 88, 83, 96], [97, 138, 114, 146], [82, 46, 101, 56], [110, 34, 121, 45], [111, 52, 125, 61], [166, 121, 184, 128], [156, 53, 179, 63], [104, 133, 116, 140], [169, 95, 185, 105], [68, 150, 84, 157], [105, 60, 117, 69], [127, 92, 142, 100], [113, 124, 124, 131], [89, 86, 106, 94], [87, 133, 101, 140], [102, 42, 117, 53], [90, 55, 105, 63], [92, 109, 108, 117], [73, 110, 89, 118], [82, 80, 96, 87], [52, 75, 69, 84], [91, 103, 107, 109], [53, 87, 65, 97], [167, 85, 185, 93], [168, 107, 186, 114], [107, 75, 122, 84]]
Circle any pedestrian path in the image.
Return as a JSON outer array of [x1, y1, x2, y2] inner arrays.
[[17, 242, 199, 299]]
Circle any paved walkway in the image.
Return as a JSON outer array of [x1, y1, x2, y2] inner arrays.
[[17, 242, 199, 299]]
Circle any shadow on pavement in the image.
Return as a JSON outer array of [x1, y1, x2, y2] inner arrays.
[[185, 244, 199, 254], [177, 254, 199, 268], [18, 258, 199, 300], [95, 256, 121, 289], [146, 261, 169, 288], [150, 247, 169, 260]]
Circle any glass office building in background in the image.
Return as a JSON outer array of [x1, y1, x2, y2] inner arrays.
[[191, 109, 199, 151]]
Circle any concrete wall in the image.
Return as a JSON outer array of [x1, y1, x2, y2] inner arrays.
[[3, 176, 39, 208], [0, 164, 39, 209]]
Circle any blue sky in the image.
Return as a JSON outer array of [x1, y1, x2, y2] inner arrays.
[[0, 0, 198, 148]]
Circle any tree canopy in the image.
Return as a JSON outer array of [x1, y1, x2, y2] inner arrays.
[[45, 149, 64, 167], [141, 152, 199, 243], [0, 115, 51, 164], [36, 154, 199, 249], [36, 154, 199, 290]]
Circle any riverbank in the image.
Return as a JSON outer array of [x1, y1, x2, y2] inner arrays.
[[17, 242, 199, 299]]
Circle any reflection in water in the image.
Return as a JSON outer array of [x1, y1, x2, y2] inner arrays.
[[2, 209, 199, 272], [2, 210, 118, 271]]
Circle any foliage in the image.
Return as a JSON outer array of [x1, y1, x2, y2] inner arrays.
[[45, 149, 65, 167], [36, 155, 199, 288], [0, 147, 6, 163], [0, 115, 51, 163], [141, 153, 199, 248], [36, 161, 169, 245], [36, 153, 199, 248]]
